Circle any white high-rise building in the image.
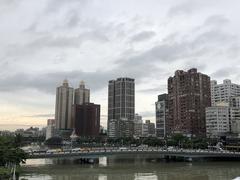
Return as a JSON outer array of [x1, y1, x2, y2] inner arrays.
[[211, 79, 240, 106], [55, 79, 74, 130], [74, 81, 90, 105], [206, 103, 230, 138]]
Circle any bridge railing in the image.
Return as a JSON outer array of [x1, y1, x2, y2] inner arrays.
[[28, 147, 240, 158]]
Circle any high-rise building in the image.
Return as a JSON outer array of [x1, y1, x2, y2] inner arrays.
[[206, 103, 230, 138], [133, 114, 143, 138], [55, 80, 74, 130], [155, 94, 168, 138], [211, 79, 240, 106], [108, 77, 135, 137], [168, 68, 211, 137], [74, 81, 90, 105], [72, 103, 100, 137]]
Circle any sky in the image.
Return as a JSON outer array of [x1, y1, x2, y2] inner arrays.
[[0, 0, 240, 131]]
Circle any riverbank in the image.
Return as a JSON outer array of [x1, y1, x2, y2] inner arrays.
[[0, 166, 23, 179], [0, 167, 11, 179]]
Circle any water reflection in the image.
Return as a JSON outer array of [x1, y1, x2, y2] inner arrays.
[[21, 156, 240, 180], [134, 173, 158, 180], [99, 157, 107, 167], [98, 174, 107, 180]]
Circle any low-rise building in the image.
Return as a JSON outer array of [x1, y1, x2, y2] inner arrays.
[[142, 120, 155, 137]]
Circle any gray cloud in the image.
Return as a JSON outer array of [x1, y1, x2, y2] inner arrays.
[[167, 0, 203, 17], [211, 67, 239, 79], [130, 31, 156, 42], [204, 15, 230, 27], [45, 0, 89, 14], [1, 16, 239, 95]]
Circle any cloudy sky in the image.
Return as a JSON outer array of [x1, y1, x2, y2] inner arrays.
[[0, 0, 240, 131]]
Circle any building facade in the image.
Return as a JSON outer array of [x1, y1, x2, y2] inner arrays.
[[230, 107, 240, 134], [168, 68, 211, 137], [155, 94, 168, 138], [133, 114, 143, 138], [211, 79, 240, 106], [74, 81, 90, 105], [55, 80, 74, 130], [206, 104, 230, 138], [72, 103, 100, 137], [46, 119, 56, 140], [108, 119, 118, 138], [142, 120, 155, 137], [119, 118, 134, 137], [108, 77, 135, 138], [230, 96, 240, 134]]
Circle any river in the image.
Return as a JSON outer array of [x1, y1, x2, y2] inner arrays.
[[20, 155, 240, 180]]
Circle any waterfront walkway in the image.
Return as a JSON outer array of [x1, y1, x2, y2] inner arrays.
[[28, 147, 240, 159]]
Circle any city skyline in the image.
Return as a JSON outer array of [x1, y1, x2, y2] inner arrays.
[[1, 0, 240, 131]]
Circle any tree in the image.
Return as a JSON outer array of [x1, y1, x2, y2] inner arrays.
[[0, 136, 27, 167]]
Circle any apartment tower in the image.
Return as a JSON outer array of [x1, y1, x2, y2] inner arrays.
[[74, 81, 90, 105], [168, 68, 211, 137], [108, 77, 135, 137], [55, 79, 74, 130]]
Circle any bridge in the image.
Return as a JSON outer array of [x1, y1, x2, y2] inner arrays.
[[28, 147, 240, 159]]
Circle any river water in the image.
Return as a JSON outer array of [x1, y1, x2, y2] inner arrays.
[[20, 155, 240, 180]]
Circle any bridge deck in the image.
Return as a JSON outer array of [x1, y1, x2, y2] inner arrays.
[[28, 148, 240, 159]]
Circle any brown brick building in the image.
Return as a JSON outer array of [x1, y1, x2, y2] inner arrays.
[[167, 68, 211, 137], [72, 103, 100, 137]]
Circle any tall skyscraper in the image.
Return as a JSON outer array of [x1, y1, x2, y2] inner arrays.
[[108, 77, 135, 137], [168, 68, 211, 137], [155, 94, 168, 138], [72, 103, 100, 137], [74, 81, 90, 105], [55, 79, 74, 130], [211, 79, 240, 106]]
